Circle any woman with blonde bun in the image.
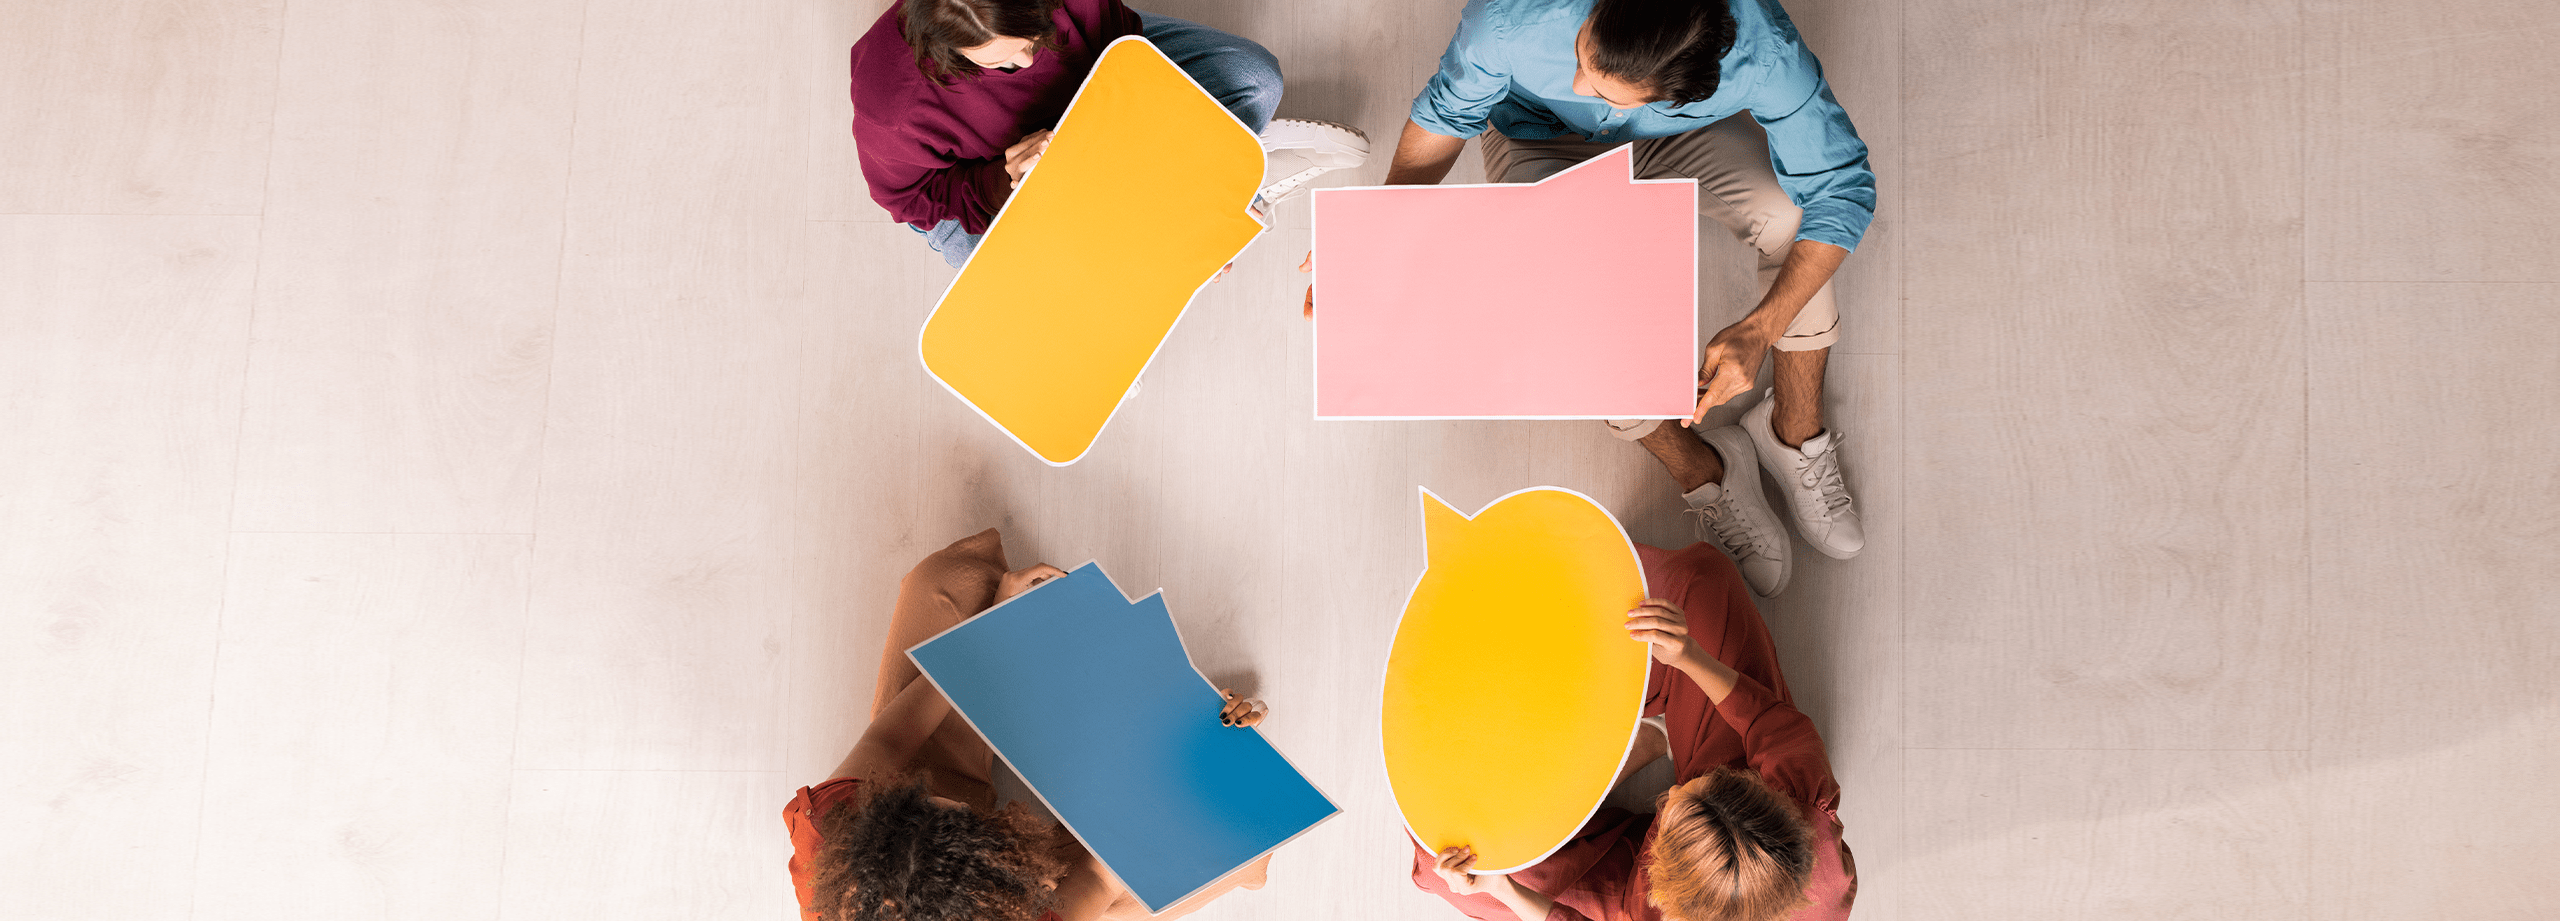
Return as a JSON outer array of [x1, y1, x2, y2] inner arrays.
[[1411, 538, 1857, 921]]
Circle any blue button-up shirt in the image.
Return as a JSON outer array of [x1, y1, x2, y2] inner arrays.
[[1411, 0, 1876, 252]]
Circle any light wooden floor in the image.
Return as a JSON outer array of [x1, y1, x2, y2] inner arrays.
[[5, 0, 2556, 918]]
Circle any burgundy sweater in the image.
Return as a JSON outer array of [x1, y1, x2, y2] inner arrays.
[[849, 0, 1142, 234]]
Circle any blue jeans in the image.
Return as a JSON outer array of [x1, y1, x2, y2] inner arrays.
[[920, 12, 1283, 268]]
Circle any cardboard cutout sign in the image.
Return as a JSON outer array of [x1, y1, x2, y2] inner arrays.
[[908, 562, 1338, 912], [918, 37, 1267, 465], [1381, 487, 1653, 873], [1312, 146, 1698, 419]]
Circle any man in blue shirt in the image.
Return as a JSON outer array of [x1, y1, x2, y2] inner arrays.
[[1393, 0, 1873, 596]]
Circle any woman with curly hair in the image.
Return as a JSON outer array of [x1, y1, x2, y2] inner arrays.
[[1409, 534, 1859, 921], [852, 0, 1368, 268], [785, 528, 1272, 921]]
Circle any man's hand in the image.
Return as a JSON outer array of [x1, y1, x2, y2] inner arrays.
[[995, 563, 1069, 604], [1692, 317, 1779, 423], [1218, 689, 1268, 727], [1299, 252, 1314, 318], [1004, 129, 1055, 188], [1690, 239, 1850, 422], [1432, 847, 1507, 897]]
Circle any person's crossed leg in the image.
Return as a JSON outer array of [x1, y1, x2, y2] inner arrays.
[[1480, 119, 1865, 596]]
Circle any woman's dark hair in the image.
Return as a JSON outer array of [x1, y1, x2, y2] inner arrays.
[[899, 0, 1066, 83], [1584, 0, 1739, 106], [1645, 768, 1817, 921], [809, 777, 1067, 921]]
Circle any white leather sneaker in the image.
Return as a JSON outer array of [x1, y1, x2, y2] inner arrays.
[[1256, 118, 1369, 207], [1741, 389, 1864, 559], [1687, 425, 1793, 596]]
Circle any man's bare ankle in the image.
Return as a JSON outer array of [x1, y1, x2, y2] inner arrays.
[[1693, 438, 1725, 488], [1643, 423, 1723, 492]]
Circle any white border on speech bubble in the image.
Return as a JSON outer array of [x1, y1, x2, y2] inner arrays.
[[1309, 144, 1702, 421], [906, 560, 1343, 913], [1378, 485, 1655, 876], [914, 36, 1269, 467]]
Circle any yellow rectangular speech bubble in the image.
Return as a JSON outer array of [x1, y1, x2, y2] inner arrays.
[[917, 37, 1267, 466]]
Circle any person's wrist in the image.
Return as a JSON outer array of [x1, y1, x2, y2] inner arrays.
[[1494, 878, 1544, 919], [1731, 311, 1786, 342], [1675, 654, 1720, 684]]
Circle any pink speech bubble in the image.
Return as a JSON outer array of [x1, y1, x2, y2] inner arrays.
[[1312, 145, 1698, 420]]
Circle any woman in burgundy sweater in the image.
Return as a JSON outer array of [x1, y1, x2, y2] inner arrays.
[[852, 0, 1362, 267]]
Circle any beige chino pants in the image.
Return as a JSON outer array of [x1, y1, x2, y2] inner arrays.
[[1478, 113, 1841, 351]]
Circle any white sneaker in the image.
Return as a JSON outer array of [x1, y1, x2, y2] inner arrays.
[[1687, 425, 1793, 596], [1255, 118, 1369, 208], [1741, 389, 1864, 559]]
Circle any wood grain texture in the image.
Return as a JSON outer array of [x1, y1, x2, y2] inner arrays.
[[1906, 749, 2310, 921], [0, 0, 283, 214], [1902, 0, 2310, 751], [1761, 355, 1902, 921], [786, 220, 1041, 778], [2305, 282, 2560, 918], [498, 770, 799, 921], [513, 0, 810, 772], [229, 0, 581, 533], [193, 533, 530, 921], [0, 216, 259, 920], [23, 0, 2560, 917], [2306, 0, 2560, 281]]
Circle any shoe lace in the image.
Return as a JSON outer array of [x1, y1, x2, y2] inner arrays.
[[1687, 499, 1775, 562], [1257, 165, 1327, 204], [1799, 434, 1853, 517]]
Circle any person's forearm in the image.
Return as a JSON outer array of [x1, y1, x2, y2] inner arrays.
[[1383, 120, 1468, 186], [1740, 239, 1849, 336], [829, 677, 955, 779], [882, 674, 954, 729], [1677, 653, 1742, 707], [1491, 877, 1558, 921]]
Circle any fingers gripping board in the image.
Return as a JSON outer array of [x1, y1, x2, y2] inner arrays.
[[918, 37, 1268, 465]]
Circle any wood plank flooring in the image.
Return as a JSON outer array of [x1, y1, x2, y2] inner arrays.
[[5, 0, 2556, 918]]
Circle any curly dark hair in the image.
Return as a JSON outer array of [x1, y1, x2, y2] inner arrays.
[[809, 776, 1068, 921], [899, 0, 1066, 84], [1584, 0, 1739, 106]]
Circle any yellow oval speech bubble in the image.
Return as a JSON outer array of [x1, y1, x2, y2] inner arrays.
[[1381, 486, 1652, 873]]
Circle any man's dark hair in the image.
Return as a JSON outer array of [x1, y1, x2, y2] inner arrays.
[[1584, 0, 1739, 106], [899, 0, 1065, 83], [809, 778, 1066, 921]]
